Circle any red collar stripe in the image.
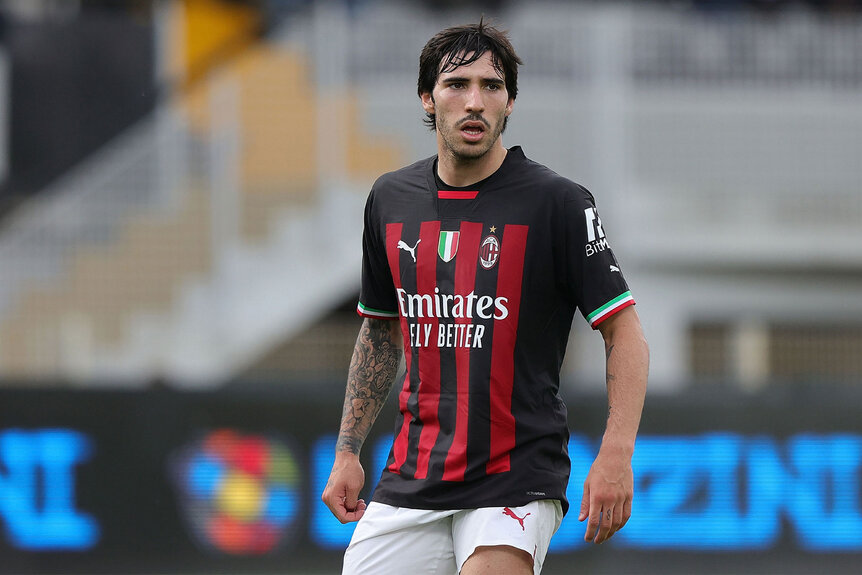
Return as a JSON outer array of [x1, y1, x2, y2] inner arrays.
[[438, 190, 479, 200]]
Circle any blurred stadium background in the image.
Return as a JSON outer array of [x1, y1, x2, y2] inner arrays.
[[0, 0, 860, 573]]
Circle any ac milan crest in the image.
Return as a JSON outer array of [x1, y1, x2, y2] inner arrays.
[[480, 234, 500, 269]]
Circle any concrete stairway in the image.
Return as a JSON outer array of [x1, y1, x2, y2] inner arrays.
[[0, 42, 402, 386]]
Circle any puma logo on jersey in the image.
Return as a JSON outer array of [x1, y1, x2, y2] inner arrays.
[[610, 265, 620, 273], [502, 507, 531, 531], [397, 239, 421, 262]]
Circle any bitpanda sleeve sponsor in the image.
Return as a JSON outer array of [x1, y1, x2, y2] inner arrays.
[[564, 187, 635, 328]]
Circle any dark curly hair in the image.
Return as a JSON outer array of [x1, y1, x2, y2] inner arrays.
[[418, 19, 523, 131]]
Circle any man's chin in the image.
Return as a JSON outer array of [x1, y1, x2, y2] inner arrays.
[[451, 140, 496, 161]]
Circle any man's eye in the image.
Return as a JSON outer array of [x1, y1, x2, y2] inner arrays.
[[450, 83, 464, 89]]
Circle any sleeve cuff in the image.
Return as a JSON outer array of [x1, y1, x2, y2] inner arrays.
[[587, 291, 635, 329], [356, 301, 399, 319]]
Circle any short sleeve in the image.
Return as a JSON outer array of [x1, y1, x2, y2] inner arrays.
[[564, 188, 635, 329], [357, 189, 399, 319]]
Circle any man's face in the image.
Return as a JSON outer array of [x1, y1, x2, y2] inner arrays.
[[421, 51, 514, 161]]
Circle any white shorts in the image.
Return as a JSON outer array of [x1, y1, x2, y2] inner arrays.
[[342, 499, 563, 575]]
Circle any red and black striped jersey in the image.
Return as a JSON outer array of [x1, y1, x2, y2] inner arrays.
[[357, 147, 634, 515]]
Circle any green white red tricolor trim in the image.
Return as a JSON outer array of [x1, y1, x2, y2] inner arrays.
[[356, 301, 398, 319], [438, 231, 460, 262], [587, 291, 635, 328]]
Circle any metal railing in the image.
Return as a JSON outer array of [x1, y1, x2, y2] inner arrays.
[[0, 108, 191, 319], [2, 1, 861, 386]]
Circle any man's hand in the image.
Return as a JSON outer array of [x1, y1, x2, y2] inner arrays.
[[321, 452, 368, 523], [578, 447, 634, 544], [322, 318, 401, 523]]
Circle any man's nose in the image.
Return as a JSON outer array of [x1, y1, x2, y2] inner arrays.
[[465, 86, 484, 112]]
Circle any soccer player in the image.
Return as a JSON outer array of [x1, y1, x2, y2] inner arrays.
[[322, 20, 648, 575]]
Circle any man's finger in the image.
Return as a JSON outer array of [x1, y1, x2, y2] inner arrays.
[[584, 493, 602, 542], [609, 505, 624, 539], [578, 483, 591, 522], [325, 482, 358, 523], [338, 498, 367, 524], [344, 488, 359, 512], [596, 506, 613, 543], [620, 497, 633, 530], [321, 488, 339, 517]]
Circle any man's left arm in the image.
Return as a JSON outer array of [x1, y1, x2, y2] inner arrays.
[[579, 305, 649, 544]]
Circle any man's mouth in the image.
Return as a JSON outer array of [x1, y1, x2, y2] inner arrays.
[[460, 121, 486, 141]]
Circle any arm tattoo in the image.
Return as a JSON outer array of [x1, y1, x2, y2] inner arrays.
[[336, 319, 401, 455], [605, 343, 615, 419], [605, 344, 616, 384]]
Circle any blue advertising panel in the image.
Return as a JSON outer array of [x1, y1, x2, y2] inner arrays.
[[0, 387, 859, 574], [0, 429, 98, 550]]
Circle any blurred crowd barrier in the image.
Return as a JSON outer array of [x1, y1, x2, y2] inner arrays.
[[0, 384, 860, 574], [0, 1, 859, 391]]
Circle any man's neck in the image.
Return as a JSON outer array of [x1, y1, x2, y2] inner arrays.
[[436, 141, 508, 188]]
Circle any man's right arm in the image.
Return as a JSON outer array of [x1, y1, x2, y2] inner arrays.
[[321, 317, 402, 523]]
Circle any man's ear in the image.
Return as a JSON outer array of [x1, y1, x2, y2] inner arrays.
[[420, 92, 435, 113], [505, 97, 514, 116]]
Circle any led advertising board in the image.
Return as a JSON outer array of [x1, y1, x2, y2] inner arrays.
[[0, 387, 859, 574]]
